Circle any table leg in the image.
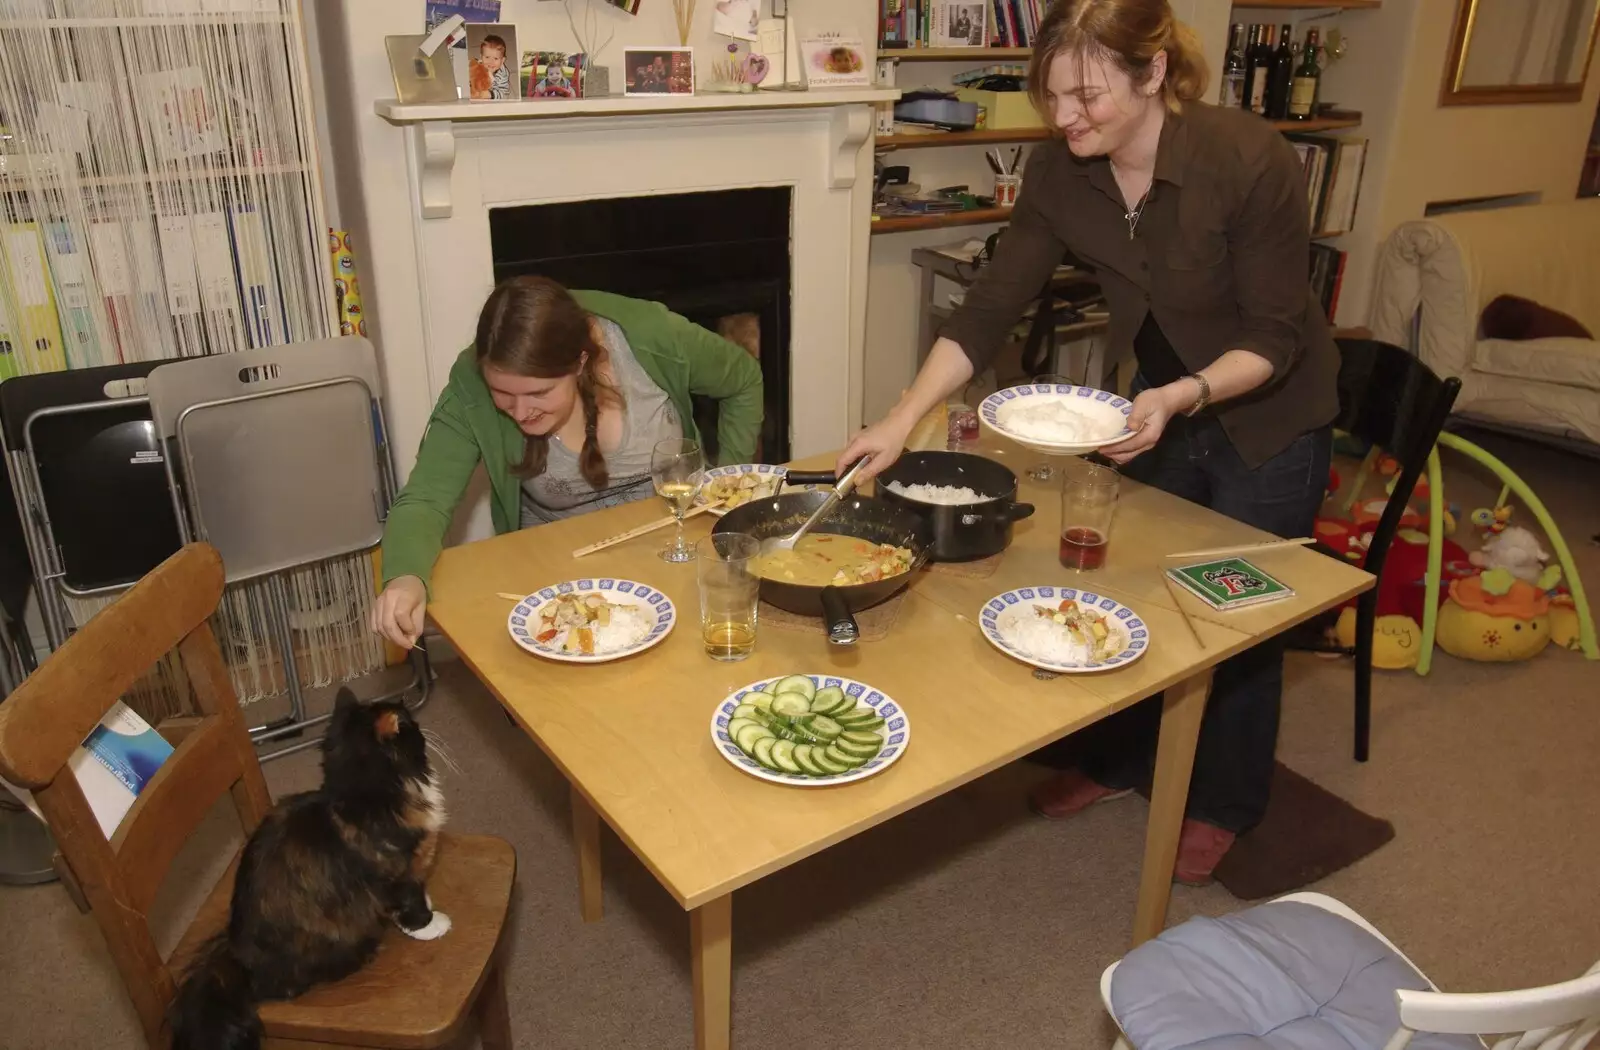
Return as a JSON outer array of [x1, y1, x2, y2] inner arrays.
[[1131, 669, 1211, 946], [570, 785, 603, 923], [692, 894, 733, 1050]]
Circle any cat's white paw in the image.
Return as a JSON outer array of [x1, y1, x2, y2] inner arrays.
[[403, 910, 452, 941], [424, 891, 433, 910]]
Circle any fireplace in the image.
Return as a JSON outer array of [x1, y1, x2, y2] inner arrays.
[[489, 188, 792, 463]]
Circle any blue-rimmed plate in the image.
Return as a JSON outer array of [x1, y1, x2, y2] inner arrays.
[[979, 384, 1133, 454], [508, 578, 676, 664], [710, 675, 911, 786], [695, 463, 789, 514], [978, 586, 1150, 674]]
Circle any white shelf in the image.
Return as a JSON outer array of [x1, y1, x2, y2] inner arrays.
[[374, 87, 902, 124]]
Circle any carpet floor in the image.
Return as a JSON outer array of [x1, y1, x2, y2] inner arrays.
[[2, 427, 1597, 1050]]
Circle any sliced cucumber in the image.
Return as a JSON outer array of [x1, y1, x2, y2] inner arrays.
[[770, 693, 811, 718], [832, 737, 880, 759], [808, 714, 844, 741], [770, 740, 802, 774], [810, 748, 849, 775], [833, 710, 876, 728], [792, 744, 824, 776], [753, 736, 780, 770], [746, 692, 774, 713], [824, 744, 868, 769], [726, 717, 761, 740], [735, 723, 773, 753], [847, 715, 886, 733], [773, 674, 816, 701], [810, 685, 844, 713], [839, 729, 884, 748], [732, 703, 763, 722]]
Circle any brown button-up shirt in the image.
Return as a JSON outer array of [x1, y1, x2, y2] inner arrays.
[[940, 101, 1339, 469]]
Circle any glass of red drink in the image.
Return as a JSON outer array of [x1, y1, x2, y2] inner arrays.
[[1059, 459, 1119, 571], [947, 403, 980, 447]]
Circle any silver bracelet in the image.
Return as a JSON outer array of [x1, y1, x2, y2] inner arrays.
[[1182, 373, 1212, 416]]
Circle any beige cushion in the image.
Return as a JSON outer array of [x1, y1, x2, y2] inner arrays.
[[1473, 337, 1600, 394]]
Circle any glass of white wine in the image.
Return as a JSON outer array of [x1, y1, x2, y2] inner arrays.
[[651, 437, 705, 563], [697, 533, 760, 661]]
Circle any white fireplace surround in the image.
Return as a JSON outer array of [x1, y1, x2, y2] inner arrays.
[[355, 89, 895, 543]]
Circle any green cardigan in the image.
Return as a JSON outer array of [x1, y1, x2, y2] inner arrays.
[[380, 290, 763, 592]]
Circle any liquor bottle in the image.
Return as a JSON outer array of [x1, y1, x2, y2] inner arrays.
[[1245, 24, 1273, 116], [1290, 28, 1323, 120], [1265, 23, 1295, 119], [1218, 23, 1246, 108]]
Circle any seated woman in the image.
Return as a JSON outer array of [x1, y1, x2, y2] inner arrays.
[[371, 275, 763, 649]]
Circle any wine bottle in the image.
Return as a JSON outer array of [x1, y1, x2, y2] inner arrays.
[[1289, 28, 1323, 120], [1218, 23, 1246, 108], [1265, 23, 1294, 120], [1246, 24, 1273, 116]]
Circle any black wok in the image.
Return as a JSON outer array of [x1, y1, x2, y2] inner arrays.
[[712, 470, 932, 646]]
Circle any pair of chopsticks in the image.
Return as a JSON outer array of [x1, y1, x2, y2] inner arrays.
[[985, 146, 1024, 176], [570, 500, 722, 559], [1159, 537, 1315, 650]]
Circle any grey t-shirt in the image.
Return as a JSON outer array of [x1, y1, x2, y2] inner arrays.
[[520, 318, 683, 526]]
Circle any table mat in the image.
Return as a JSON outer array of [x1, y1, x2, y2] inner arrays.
[[759, 591, 906, 642], [927, 553, 1003, 579]]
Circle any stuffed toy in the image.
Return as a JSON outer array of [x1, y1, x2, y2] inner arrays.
[[1436, 568, 1552, 662], [1469, 525, 1551, 585]]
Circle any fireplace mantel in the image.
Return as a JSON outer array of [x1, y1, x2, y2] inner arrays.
[[375, 89, 899, 219]]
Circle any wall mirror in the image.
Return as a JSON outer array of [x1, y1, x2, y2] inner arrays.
[[1441, 0, 1600, 105]]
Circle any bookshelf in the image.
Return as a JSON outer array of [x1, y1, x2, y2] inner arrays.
[[872, 207, 1015, 234], [880, 46, 1032, 61], [876, 116, 1362, 150]]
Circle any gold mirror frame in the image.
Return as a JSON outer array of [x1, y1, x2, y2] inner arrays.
[[1441, 0, 1600, 106]]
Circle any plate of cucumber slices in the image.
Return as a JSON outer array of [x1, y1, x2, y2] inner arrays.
[[710, 673, 909, 786]]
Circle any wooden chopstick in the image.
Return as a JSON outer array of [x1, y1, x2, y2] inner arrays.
[[571, 501, 719, 559], [1163, 537, 1314, 561], [1161, 574, 1208, 650]]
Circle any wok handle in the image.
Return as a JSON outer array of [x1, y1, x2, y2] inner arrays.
[[784, 470, 838, 488], [820, 586, 860, 647]]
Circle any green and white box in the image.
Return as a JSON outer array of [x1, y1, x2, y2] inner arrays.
[[1167, 557, 1294, 610]]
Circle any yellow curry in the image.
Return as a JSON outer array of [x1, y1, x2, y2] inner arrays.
[[752, 535, 915, 587]]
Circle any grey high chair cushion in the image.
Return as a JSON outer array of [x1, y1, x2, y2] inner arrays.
[[1108, 901, 1480, 1050]]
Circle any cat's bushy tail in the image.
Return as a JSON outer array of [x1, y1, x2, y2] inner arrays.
[[170, 935, 262, 1050]]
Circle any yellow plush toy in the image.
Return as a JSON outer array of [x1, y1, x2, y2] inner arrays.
[[1335, 608, 1423, 670], [1436, 568, 1552, 662]]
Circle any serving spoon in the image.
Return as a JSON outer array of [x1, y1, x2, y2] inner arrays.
[[758, 457, 870, 558]]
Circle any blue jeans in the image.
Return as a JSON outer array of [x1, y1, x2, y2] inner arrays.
[[1077, 394, 1332, 833]]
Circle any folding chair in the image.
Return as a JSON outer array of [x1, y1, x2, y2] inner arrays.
[[146, 337, 427, 759], [0, 361, 186, 653]]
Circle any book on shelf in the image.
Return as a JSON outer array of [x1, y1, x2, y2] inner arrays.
[[1287, 134, 1367, 236], [0, 222, 70, 379], [929, 1, 987, 48], [1309, 242, 1347, 321], [880, 0, 1041, 48]]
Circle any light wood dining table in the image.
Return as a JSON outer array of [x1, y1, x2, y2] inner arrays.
[[425, 433, 1373, 1050]]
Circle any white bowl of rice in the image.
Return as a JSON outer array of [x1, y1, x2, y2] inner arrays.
[[979, 384, 1134, 454]]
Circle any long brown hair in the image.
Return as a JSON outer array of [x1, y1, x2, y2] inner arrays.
[[1027, 0, 1208, 121], [474, 275, 620, 489]]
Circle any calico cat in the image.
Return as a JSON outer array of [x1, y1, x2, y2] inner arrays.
[[170, 689, 448, 1050]]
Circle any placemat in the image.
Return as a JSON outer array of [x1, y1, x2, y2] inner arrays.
[[927, 553, 1004, 579], [759, 591, 906, 642]]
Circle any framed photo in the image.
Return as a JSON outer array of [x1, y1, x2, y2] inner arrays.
[[522, 50, 585, 98], [623, 47, 695, 96], [464, 23, 518, 100], [385, 34, 461, 104]]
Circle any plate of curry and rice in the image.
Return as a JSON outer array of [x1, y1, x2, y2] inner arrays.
[[507, 578, 676, 663]]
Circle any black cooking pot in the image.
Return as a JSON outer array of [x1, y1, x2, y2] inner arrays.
[[712, 470, 932, 646], [873, 451, 1034, 562]]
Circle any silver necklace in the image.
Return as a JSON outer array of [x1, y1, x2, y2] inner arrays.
[[1123, 184, 1152, 240]]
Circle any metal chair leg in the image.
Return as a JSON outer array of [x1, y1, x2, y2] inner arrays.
[[1354, 593, 1375, 763]]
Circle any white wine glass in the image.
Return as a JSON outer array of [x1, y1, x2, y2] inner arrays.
[[1026, 373, 1075, 483], [651, 437, 705, 563]]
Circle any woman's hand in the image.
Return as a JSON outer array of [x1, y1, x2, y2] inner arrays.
[[836, 413, 914, 481], [371, 575, 428, 650], [1101, 382, 1192, 465]]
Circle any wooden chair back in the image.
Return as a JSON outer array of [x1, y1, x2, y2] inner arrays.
[[1392, 958, 1600, 1050], [0, 543, 272, 1047]]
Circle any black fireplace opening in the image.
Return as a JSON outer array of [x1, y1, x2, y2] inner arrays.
[[489, 188, 791, 464]]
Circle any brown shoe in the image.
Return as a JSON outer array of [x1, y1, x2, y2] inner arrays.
[[1028, 768, 1133, 820], [1173, 819, 1237, 887]]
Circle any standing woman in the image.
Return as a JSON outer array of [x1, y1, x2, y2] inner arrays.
[[372, 276, 763, 650], [838, 0, 1337, 883]]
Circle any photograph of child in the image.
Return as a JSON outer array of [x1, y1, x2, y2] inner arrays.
[[713, 0, 759, 42], [466, 23, 517, 100], [623, 48, 694, 96], [523, 50, 584, 98]]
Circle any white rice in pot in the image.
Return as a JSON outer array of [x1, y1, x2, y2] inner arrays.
[[884, 480, 998, 505]]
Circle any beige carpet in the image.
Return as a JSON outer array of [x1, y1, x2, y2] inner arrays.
[[3, 427, 1597, 1050]]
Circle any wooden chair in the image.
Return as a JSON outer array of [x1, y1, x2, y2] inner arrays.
[[0, 543, 517, 1049], [1290, 338, 1462, 762]]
